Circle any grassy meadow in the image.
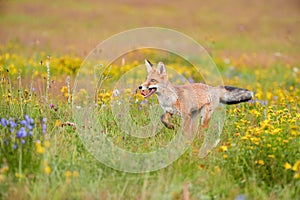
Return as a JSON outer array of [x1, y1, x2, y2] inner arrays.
[[1, 0, 300, 199]]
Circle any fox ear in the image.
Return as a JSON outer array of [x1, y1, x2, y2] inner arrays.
[[157, 62, 166, 75], [145, 59, 153, 73]]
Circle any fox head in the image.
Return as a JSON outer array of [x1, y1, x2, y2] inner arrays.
[[139, 59, 169, 98]]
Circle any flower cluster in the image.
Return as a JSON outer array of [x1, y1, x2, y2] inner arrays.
[[219, 84, 300, 185], [0, 115, 47, 149], [65, 170, 79, 182], [284, 160, 300, 179], [1, 115, 34, 147], [0, 52, 82, 77]]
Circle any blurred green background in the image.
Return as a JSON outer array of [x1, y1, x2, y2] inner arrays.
[[1, 0, 299, 63]]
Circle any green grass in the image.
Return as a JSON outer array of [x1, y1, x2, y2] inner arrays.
[[0, 0, 300, 199], [0, 47, 299, 199]]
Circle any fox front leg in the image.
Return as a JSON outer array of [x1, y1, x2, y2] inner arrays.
[[160, 112, 174, 129]]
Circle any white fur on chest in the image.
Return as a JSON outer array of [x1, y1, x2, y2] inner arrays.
[[156, 94, 179, 114]]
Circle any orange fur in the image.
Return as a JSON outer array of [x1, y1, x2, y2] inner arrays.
[[139, 59, 253, 135]]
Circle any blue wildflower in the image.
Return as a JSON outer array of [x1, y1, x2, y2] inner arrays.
[[13, 144, 18, 150], [27, 118, 35, 130], [21, 139, 25, 145], [27, 124, 34, 130], [41, 118, 47, 133], [16, 127, 27, 138], [24, 114, 30, 121], [1, 118, 8, 127], [188, 77, 195, 83], [9, 118, 17, 133], [9, 118, 17, 128], [28, 117, 34, 125], [20, 120, 27, 126], [140, 99, 148, 105], [20, 115, 35, 130], [42, 123, 47, 133]]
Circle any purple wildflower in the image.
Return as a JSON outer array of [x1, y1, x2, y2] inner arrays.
[[28, 118, 34, 125], [20, 120, 27, 126], [188, 77, 195, 83], [138, 105, 142, 110], [16, 127, 27, 138], [27, 124, 34, 130], [9, 118, 17, 128], [23, 115, 35, 130], [41, 118, 47, 133], [42, 123, 47, 133], [140, 99, 148, 105], [1, 118, 8, 127], [9, 118, 17, 133], [24, 114, 30, 121], [180, 77, 186, 83], [13, 144, 18, 150]]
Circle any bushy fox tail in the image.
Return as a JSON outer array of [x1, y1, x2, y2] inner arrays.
[[218, 86, 253, 104]]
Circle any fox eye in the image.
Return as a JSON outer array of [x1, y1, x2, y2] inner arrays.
[[150, 79, 157, 82]]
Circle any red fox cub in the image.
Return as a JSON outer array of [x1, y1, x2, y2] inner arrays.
[[139, 59, 253, 134]]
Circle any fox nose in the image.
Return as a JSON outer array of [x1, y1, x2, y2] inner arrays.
[[138, 86, 142, 90]]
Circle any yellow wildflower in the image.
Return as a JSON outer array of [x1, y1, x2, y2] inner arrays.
[[44, 141, 51, 148], [214, 166, 221, 173], [65, 171, 72, 181], [0, 174, 4, 183], [44, 166, 51, 175], [0, 166, 9, 173], [73, 171, 79, 177], [36, 142, 45, 154], [15, 173, 25, 179], [61, 86, 68, 93], [198, 164, 205, 170], [268, 155, 275, 159], [241, 136, 248, 140], [55, 120, 61, 127], [257, 160, 265, 165], [292, 160, 300, 171], [284, 162, 292, 170], [283, 140, 288, 144], [219, 145, 228, 152]]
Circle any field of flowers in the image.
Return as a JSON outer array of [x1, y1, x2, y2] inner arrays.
[[0, 43, 299, 200]]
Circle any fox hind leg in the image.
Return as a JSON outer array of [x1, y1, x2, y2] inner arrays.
[[200, 104, 213, 128], [161, 112, 174, 129]]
